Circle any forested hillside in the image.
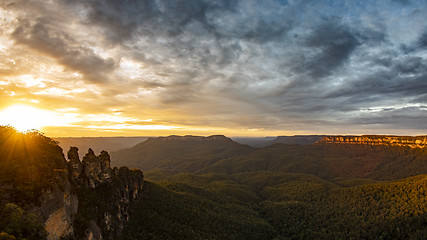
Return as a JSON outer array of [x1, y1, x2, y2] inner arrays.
[[121, 171, 427, 239], [114, 135, 426, 239], [112, 136, 427, 180], [0, 127, 61, 239], [111, 135, 253, 171]]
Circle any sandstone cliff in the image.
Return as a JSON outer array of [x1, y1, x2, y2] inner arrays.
[[34, 146, 144, 240], [63, 147, 144, 240], [0, 127, 145, 240], [319, 135, 427, 148]]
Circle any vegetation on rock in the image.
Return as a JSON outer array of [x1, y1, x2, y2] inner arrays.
[[0, 126, 144, 239]]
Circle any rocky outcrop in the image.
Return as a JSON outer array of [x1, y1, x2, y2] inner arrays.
[[82, 148, 112, 188], [39, 147, 144, 240], [0, 127, 144, 240], [319, 135, 427, 148], [68, 146, 84, 184], [36, 173, 78, 240], [103, 166, 145, 238], [65, 147, 144, 240], [43, 192, 78, 240]]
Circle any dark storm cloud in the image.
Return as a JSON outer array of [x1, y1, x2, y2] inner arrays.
[[418, 30, 427, 48], [76, 0, 236, 43], [266, 17, 386, 98], [77, 0, 294, 45], [1, 0, 427, 134], [349, 107, 427, 130], [302, 18, 360, 78], [391, 0, 411, 5], [411, 94, 427, 103], [400, 29, 427, 53], [326, 56, 427, 100], [61, 0, 298, 89], [395, 56, 424, 73], [11, 18, 116, 83]]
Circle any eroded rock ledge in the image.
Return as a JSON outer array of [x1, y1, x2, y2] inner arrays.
[[318, 135, 427, 148], [45, 147, 145, 240]]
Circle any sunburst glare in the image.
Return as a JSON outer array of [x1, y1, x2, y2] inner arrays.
[[0, 105, 69, 132]]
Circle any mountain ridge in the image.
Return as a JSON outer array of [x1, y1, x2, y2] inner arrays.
[[111, 135, 253, 172], [112, 134, 427, 180]]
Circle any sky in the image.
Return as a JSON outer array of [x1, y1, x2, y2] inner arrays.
[[0, 0, 426, 137]]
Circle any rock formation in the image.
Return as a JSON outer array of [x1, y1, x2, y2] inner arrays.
[[0, 127, 144, 240], [68, 147, 144, 240], [82, 148, 112, 188], [37, 173, 78, 240], [41, 147, 144, 240], [318, 135, 427, 148], [67, 146, 84, 183]]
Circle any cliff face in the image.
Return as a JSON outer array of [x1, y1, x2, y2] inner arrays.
[[0, 127, 144, 240], [34, 146, 144, 240], [81, 148, 112, 188], [64, 147, 144, 240], [38, 179, 78, 240], [319, 135, 427, 148]]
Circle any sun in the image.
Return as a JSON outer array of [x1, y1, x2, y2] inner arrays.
[[0, 105, 58, 132]]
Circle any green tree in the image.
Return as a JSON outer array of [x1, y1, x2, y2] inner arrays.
[[0, 203, 47, 240]]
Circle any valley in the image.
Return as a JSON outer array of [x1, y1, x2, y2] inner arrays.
[[1, 129, 426, 239], [120, 171, 426, 239], [112, 135, 427, 239]]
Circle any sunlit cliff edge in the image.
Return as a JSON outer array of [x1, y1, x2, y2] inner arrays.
[[0, 126, 145, 240], [64, 147, 145, 240], [318, 135, 427, 148]]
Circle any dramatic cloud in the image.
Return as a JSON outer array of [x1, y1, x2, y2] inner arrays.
[[302, 18, 360, 78], [0, 0, 426, 136], [11, 18, 116, 83]]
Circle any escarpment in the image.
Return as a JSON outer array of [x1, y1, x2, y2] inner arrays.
[[33, 147, 144, 240], [319, 135, 427, 148], [0, 127, 144, 240], [66, 147, 144, 240]]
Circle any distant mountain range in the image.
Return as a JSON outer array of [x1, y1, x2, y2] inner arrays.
[[111, 135, 252, 172], [54, 136, 147, 156], [111, 135, 427, 181], [54, 134, 327, 153]]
